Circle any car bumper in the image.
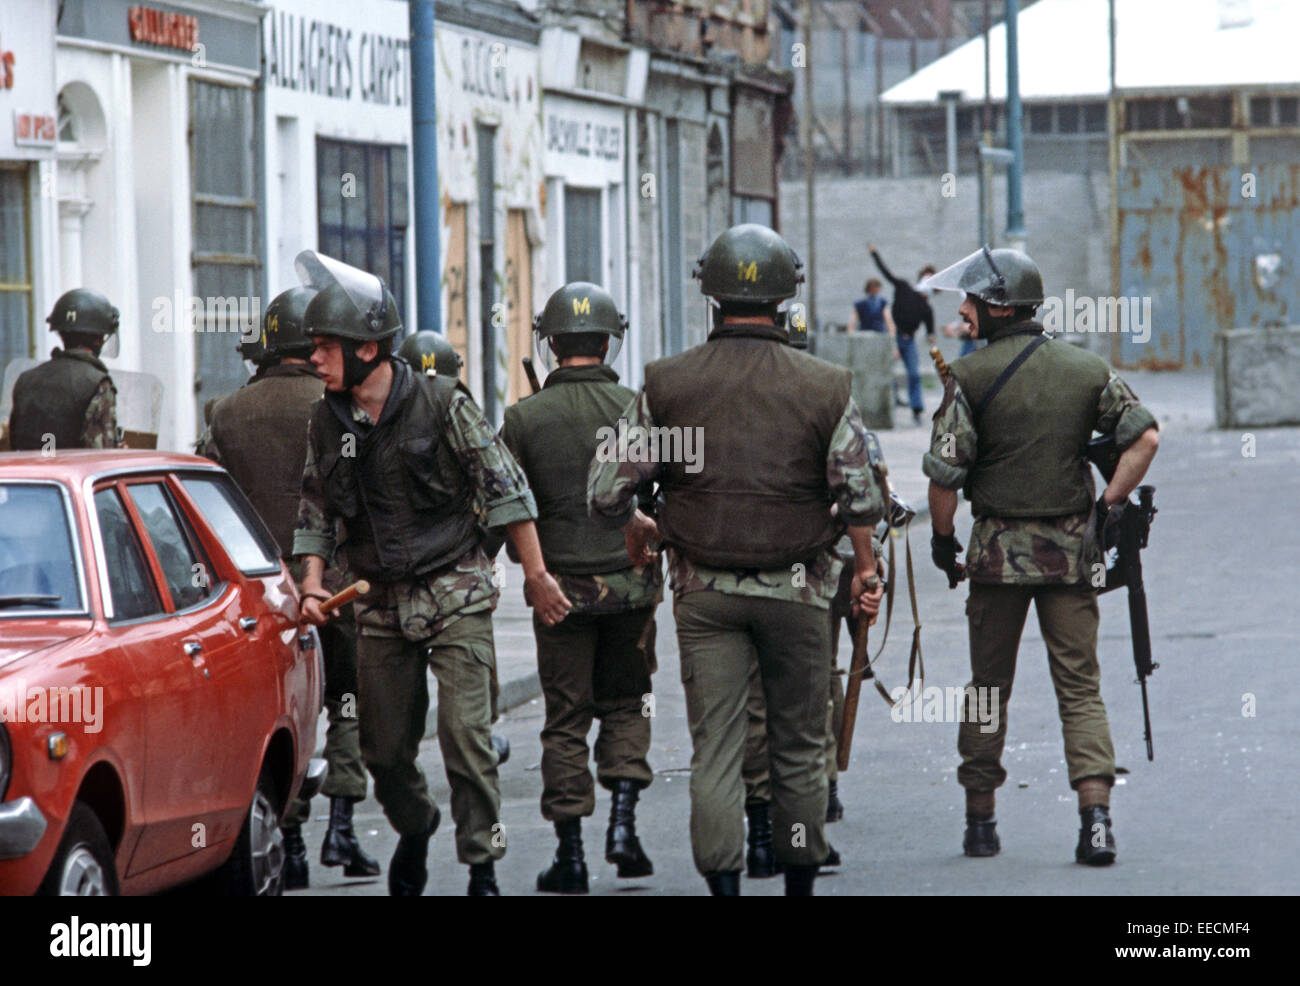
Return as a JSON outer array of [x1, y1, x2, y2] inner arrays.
[[0, 798, 48, 859], [299, 758, 328, 801]]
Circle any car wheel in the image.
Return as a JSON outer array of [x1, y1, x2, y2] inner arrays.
[[214, 769, 285, 896], [37, 801, 120, 896]]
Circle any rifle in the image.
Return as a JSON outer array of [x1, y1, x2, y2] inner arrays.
[[522, 357, 542, 395], [1089, 434, 1159, 761]]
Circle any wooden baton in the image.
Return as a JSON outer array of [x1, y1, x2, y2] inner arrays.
[[836, 577, 879, 773], [320, 580, 369, 613]]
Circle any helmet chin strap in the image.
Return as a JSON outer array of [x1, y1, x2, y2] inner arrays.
[[341, 340, 385, 389], [972, 297, 1025, 342]]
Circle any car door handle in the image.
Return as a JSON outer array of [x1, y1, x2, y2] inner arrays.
[[239, 617, 258, 633], [183, 641, 203, 659]]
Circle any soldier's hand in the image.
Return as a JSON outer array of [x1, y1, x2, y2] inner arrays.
[[851, 571, 884, 626], [930, 530, 966, 589], [623, 509, 660, 567], [525, 571, 572, 626], [300, 594, 331, 627]]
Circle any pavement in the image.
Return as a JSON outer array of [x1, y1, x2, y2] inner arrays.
[[297, 365, 1300, 895]]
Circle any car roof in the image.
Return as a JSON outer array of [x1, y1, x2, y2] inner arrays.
[[0, 449, 220, 484]]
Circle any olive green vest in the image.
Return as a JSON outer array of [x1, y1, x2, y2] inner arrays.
[[643, 322, 850, 569], [950, 324, 1111, 519], [310, 361, 480, 581], [209, 363, 324, 559], [501, 364, 637, 574], [9, 349, 113, 450]]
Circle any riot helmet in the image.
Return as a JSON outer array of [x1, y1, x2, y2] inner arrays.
[[296, 250, 401, 388], [532, 282, 626, 372], [399, 330, 464, 378], [921, 246, 1044, 308], [245, 286, 318, 363], [47, 288, 120, 358]]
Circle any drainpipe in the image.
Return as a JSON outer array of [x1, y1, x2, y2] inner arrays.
[[1005, 0, 1026, 251], [410, 0, 442, 333]]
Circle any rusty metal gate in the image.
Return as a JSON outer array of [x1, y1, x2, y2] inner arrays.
[[1117, 163, 1300, 369]]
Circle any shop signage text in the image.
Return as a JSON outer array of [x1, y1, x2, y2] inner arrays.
[[265, 12, 409, 107], [546, 113, 622, 163], [1, 34, 13, 90], [14, 110, 56, 147], [128, 5, 200, 53]]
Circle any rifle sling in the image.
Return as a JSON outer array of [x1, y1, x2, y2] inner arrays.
[[973, 332, 1049, 419]]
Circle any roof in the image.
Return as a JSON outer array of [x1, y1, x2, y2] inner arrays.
[[881, 0, 1300, 105], [0, 449, 220, 483]]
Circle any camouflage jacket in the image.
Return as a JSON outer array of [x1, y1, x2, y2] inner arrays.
[[553, 566, 662, 616], [294, 386, 537, 639], [587, 390, 887, 609], [83, 379, 121, 449], [922, 370, 1158, 585]]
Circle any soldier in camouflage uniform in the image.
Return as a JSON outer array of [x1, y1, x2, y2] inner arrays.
[[588, 225, 887, 896], [9, 289, 122, 451], [293, 252, 570, 896], [921, 247, 1160, 864], [200, 287, 380, 890], [500, 282, 661, 895]]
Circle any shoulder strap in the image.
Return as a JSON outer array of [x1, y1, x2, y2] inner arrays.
[[973, 333, 1049, 418]]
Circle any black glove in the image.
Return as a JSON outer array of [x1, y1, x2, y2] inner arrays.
[[930, 531, 966, 589], [1095, 495, 1124, 551]]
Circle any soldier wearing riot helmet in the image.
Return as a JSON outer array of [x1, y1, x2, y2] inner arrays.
[[293, 251, 570, 896], [8, 289, 122, 451], [921, 246, 1160, 864], [499, 282, 660, 895], [398, 330, 465, 382], [200, 286, 381, 890], [588, 224, 888, 896]]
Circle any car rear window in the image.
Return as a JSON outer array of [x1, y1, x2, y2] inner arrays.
[[0, 483, 84, 615], [94, 488, 164, 622], [126, 483, 213, 610], [181, 475, 282, 575]]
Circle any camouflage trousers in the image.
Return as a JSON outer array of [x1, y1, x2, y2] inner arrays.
[[675, 590, 831, 875], [532, 607, 656, 821], [284, 611, 367, 828], [357, 611, 504, 865], [959, 582, 1116, 792]]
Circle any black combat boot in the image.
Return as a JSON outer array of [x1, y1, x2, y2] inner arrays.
[[606, 780, 653, 878], [822, 843, 841, 868], [745, 802, 781, 879], [784, 864, 819, 896], [963, 814, 1000, 858], [388, 807, 439, 897], [537, 819, 589, 894], [1075, 805, 1117, 866], [282, 826, 309, 890], [320, 797, 381, 877], [705, 871, 741, 896], [826, 780, 844, 823], [468, 860, 501, 895]]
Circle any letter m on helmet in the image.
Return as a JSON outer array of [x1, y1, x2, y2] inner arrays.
[[573, 296, 591, 316]]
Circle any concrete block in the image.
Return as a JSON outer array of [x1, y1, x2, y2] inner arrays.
[[813, 332, 895, 430], [1214, 326, 1300, 428]]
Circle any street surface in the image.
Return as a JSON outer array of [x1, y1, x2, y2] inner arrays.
[[296, 371, 1299, 895]]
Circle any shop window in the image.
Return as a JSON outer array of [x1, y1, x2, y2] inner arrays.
[[1083, 102, 1108, 132], [316, 138, 409, 324], [0, 166, 34, 368], [190, 80, 258, 433], [564, 187, 602, 286]]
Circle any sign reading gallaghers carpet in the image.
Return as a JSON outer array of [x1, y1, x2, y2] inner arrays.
[[263, 10, 409, 106]]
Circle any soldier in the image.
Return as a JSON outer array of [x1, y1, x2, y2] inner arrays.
[[588, 224, 887, 896], [499, 283, 660, 895], [200, 287, 380, 890], [921, 247, 1159, 864], [9, 289, 122, 451], [292, 252, 570, 896], [398, 330, 465, 386]]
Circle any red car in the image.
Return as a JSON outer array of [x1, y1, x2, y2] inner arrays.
[[0, 450, 324, 895]]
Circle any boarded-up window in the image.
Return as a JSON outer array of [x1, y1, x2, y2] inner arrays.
[[505, 210, 533, 405], [443, 202, 469, 377], [732, 89, 775, 202]]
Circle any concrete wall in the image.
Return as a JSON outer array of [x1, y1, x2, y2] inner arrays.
[[779, 172, 1112, 357], [1215, 326, 1300, 428]]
